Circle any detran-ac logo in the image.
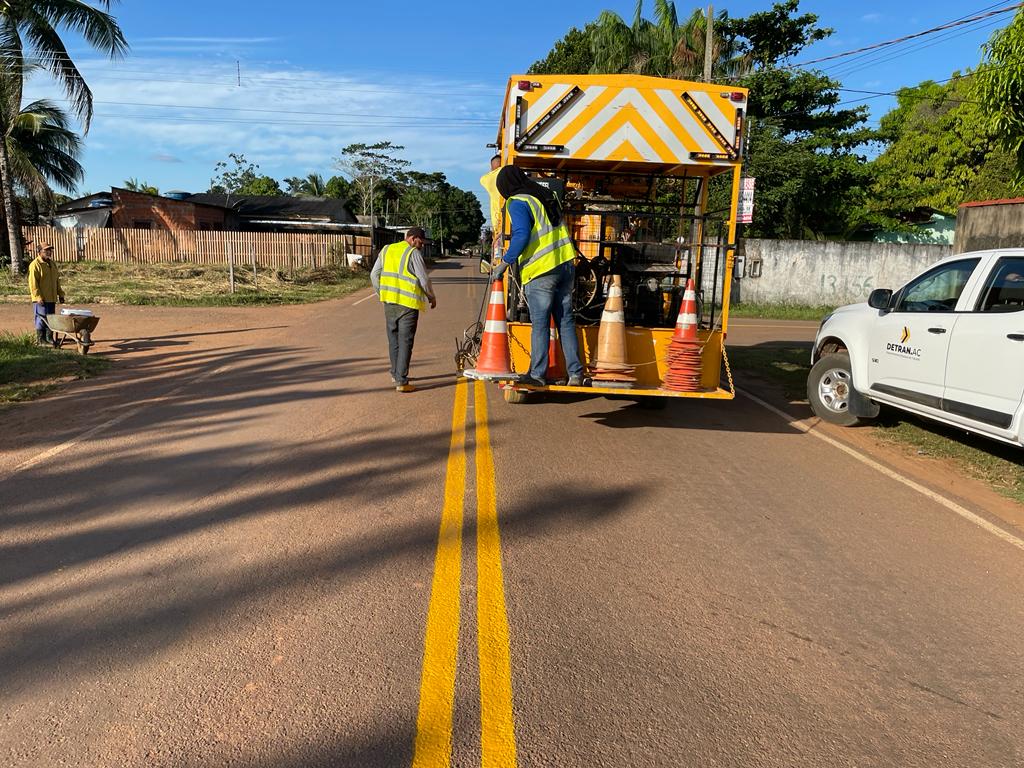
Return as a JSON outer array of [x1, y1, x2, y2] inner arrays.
[[886, 326, 922, 359]]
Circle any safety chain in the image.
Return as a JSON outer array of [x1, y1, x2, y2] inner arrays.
[[720, 334, 736, 395]]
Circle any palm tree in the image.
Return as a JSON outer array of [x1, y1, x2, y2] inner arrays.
[[1, 1, 128, 275], [285, 172, 327, 197], [590, 1, 748, 81], [124, 178, 159, 195]]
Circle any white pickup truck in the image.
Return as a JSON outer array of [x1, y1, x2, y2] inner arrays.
[[808, 248, 1024, 448]]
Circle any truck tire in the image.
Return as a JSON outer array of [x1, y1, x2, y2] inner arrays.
[[807, 351, 869, 427]]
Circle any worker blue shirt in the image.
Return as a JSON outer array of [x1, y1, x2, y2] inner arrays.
[[501, 199, 533, 265]]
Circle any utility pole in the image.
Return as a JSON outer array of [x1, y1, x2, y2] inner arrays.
[[704, 4, 714, 83]]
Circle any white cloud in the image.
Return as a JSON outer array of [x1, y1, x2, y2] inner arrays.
[[24, 57, 501, 194], [861, 13, 882, 22]]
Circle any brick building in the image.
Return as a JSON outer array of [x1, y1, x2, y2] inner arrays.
[[54, 188, 234, 231]]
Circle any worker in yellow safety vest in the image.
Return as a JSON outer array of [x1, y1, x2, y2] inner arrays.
[[370, 226, 436, 393], [492, 166, 585, 387]]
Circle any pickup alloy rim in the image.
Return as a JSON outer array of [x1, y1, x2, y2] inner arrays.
[[818, 367, 851, 413]]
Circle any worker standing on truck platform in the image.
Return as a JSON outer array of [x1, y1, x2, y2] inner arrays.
[[370, 227, 436, 393], [28, 242, 64, 346], [492, 166, 585, 387], [479, 154, 503, 272]]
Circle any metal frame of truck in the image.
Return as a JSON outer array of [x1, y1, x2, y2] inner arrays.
[[491, 73, 748, 403]]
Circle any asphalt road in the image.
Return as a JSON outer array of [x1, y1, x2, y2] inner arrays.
[[1, 260, 1022, 767]]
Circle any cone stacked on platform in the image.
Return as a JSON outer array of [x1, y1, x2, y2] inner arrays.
[[462, 278, 516, 381], [590, 275, 636, 384], [661, 279, 703, 392], [545, 316, 567, 382]]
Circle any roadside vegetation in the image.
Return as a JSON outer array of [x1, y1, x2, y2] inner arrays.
[[0, 260, 370, 306], [728, 345, 1024, 505], [0, 331, 109, 403], [729, 303, 835, 322]]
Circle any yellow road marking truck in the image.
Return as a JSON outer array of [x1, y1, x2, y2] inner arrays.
[[486, 73, 748, 404]]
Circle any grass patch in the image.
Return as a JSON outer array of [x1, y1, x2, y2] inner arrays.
[[0, 260, 370, 307], [727, 345, 1024, 505], [730, 303, 836, 321], [0, 331, 110, 403]]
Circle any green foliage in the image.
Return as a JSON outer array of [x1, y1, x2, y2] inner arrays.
[[324, 175, 351, 199], [718, 0, 830, 68], [334, 141, 411, 217], [734, 5, 874, 238], [209, 153, 282, 196], [123, 177, 159, 195], [869, 76, 1021, 218], [528, 25, 597, 75], [400, 171, 484, 249], [284, 173, 326, 197], [589, 0, 746, 80], [0, 330, 109, 403], [974, 9, 1024, 172]]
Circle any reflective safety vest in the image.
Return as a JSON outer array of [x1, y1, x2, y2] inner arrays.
[[378, 242, 428, 311], [508, 194, 577, 284]]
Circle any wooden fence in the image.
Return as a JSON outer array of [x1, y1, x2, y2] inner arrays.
[[22, 226, 388, 270]]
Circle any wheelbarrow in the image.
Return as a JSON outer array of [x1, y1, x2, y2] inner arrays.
[[45, 312, 100, 355]]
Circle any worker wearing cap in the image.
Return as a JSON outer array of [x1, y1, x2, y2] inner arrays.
[[370, 227, 436, 392], [28, 242, 64, 345]]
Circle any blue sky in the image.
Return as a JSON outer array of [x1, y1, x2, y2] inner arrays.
[[24, 1, 1013, 203]]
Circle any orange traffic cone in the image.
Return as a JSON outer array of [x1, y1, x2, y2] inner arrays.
[[463, 278, 516, 381], [590, 275, 636, 384], [545, 316, 567, 382], [662, 279, 704, 392]]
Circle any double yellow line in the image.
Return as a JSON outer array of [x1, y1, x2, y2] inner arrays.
[[412, 379, 517, 768]]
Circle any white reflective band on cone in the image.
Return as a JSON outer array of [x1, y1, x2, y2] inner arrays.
[[677, 313, 697, 326], [490, 290, 505, 304], [484, 320, 507, 333], [601, 311, 626, 323]]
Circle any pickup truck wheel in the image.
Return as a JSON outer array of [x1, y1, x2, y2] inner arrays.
[[807, 352, 865, 427]]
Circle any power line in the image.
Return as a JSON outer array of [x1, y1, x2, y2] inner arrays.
[[789, 2, 1021, 68]]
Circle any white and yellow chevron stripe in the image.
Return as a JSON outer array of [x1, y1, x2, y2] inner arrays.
[[500, 74, 747, 167]]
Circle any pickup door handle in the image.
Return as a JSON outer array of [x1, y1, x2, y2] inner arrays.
[[927, 327, 947, 334], [1008, 333, 1024, 342]]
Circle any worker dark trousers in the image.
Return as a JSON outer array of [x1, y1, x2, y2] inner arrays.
[[383, 303, 419, 385], [33, 302, 55, 342]]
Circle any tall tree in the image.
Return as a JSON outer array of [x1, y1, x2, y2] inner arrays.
[[724, 2, 874, 238], [869, 76, 1021, 218], [974, 8, 1024, 173], [209, 153, 282, 197], [528, 24, 597, 75], [589, 0, 746, 80], [334, 141, 410, 221], [1, 0, 127, 274]]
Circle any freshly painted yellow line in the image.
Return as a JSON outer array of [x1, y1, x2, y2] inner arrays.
[[412, 379, 468, 768], [473, 381, 518, 768]]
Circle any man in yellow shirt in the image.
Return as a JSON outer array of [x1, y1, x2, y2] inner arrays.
[[28, 242, 64, 345]]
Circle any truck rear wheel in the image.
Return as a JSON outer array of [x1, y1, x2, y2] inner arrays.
[[807, 352, 869, 427]]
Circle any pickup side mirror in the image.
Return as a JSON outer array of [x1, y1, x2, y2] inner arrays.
[[868, 288, 894, 311]]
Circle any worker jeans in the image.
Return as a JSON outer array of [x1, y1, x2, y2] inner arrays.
[[33, 302, 54, 332], [383, 303, 419, 385], [523, 260, 584, 380]]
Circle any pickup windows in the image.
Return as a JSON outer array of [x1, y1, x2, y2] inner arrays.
[[895, 258, 979, 313]]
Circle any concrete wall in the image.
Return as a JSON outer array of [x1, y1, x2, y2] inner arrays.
[[954, 200, 1024, 253], [734, 239, 952, 306]]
